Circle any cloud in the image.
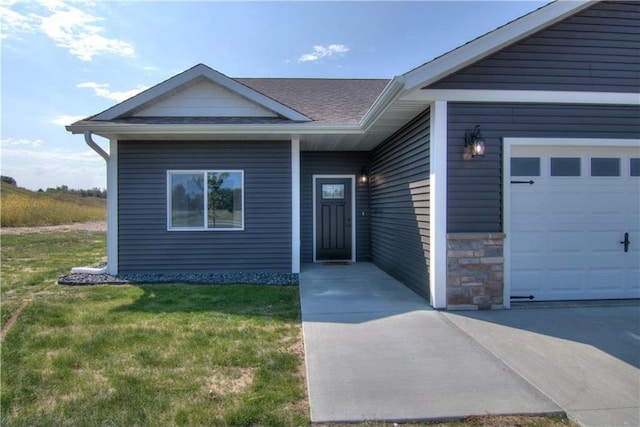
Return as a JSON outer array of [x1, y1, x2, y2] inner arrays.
[[298, 44, 349, 63], [0, 144, 106, 190], [50, 115, 86, 126], [77, 82, 148, 102], [1, 0, 135, 61], [1, 137, 44, 148]]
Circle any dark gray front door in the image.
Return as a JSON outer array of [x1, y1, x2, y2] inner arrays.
[[316, 178, 352, 260]]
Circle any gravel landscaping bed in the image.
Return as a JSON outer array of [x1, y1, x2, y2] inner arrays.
[[59, 270, 299, 286]]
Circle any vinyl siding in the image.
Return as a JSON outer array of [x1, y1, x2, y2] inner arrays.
[[371, 109, 430, 299], [447, 103, 640, 233], [430, 1, 640, 93], [118, 141, 291, 273], [300, 152, 370, 262]]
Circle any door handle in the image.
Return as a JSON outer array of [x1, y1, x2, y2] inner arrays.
[[346, 217, 351, 227], [620, 232, 630, 253]]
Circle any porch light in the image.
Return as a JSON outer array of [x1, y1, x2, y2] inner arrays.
[[359, 166, 369, 184], [464, 125, 486, 159]]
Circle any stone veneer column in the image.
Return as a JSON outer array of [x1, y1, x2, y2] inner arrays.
[[446, 233, 505, 310]]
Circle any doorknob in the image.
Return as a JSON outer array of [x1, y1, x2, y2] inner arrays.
[[620, 232, 630, 253]]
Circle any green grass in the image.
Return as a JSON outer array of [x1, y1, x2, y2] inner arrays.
[[0, 231, 106, 328], [1, 232, 307, 426], [0, 183, 106, 227]]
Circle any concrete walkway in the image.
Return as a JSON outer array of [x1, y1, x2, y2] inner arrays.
[[300, 263, 561, 423]]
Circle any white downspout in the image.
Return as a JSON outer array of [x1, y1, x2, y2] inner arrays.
[[71, 132, 111, 275]]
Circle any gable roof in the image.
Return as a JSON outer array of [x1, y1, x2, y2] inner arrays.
[[68, 0, 614, 149], [89, 63, 312, 122], [400, 0, 594, 92]]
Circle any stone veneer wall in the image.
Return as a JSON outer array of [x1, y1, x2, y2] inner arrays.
[[446, 233, 505, 310]]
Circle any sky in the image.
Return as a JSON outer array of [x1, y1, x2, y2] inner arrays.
[[1, 0, 549, 191]]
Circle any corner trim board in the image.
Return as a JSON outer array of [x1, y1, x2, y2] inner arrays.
[[429, 100, 447, 309], [291, 138, 301, 273], [108, 139, 118, 275]]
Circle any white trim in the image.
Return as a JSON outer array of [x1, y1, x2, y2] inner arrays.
[[402, 89, 640, 105], [402, 1, 592, 91], [67, 123, 363, 136], [312, 175, 357, 263], [166, 170, 245, 231], [107, 139, 118, 275], [429, 101, 448, 309], [291, 138, 301, 274], [360, 78, 405, 131], [92, 64, 311, 122], [502, 137, 640, 308]]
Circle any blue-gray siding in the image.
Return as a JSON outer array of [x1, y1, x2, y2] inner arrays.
[[430, 1, 640, 93], [447, 103, 640, 233], [300, 152, 371, 262], [118, 141, 292, 273], [371, 110, 430, 299]]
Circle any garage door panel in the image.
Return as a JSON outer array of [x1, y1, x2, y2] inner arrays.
[[510, 145, 640, 302], [547, 269, 585, 291], [548, 231, 585, 253]]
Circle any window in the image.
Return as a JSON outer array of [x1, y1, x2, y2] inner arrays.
[[511, 157, 540, 176], [168, 170, 244, 230], [551, 157, 581, 177], [591, 158, 620, 177], [631, 158, 640, 177], [322, 184, 345, 199]]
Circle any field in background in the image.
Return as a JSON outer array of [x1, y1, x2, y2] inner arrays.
[[0, 183, 106, 227]]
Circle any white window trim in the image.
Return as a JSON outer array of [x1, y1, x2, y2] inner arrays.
[[502, 138, 640, 308], [312, 174, 356, 263], [167, 169, 245, 231]]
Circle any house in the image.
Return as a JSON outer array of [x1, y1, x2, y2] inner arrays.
[[67, 0, 639, 309]]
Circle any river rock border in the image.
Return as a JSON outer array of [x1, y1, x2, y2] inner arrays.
[[446, 232, 505, 310], [58, 270, 299, 286]]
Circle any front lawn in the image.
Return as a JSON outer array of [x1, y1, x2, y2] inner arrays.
[[1, 232, 307, 426]]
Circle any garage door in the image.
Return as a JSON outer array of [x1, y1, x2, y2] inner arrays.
[[510, 145, 640, 301]]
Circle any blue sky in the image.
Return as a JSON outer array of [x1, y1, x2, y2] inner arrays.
[[1, 0, 548, 191]]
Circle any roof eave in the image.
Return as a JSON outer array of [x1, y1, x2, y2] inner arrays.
[[65, 122, 364, 137]]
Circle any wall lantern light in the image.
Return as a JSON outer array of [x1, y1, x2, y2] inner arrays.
[[359, 166, 369, 184], [464, 125, 486, 160]]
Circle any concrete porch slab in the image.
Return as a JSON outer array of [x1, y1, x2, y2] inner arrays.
[[300, 263, 561, 422]]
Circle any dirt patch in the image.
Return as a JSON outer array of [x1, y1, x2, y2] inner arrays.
[[207, 367, 256, 397], [1, 299, 31, 342], [0, 220, 107, 235]]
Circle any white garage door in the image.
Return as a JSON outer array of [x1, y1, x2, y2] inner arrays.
[[509, 145, 640, 301]]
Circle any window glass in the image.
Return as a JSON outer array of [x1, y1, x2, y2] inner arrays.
[[550, 157, 581, 177], [170, 172, 205, 228], [511, 157, 540, 176], [207, 172, 243, 229], [322, 184, 345, 199], [629, 158, 640, 177], [591, 158, 620, 177], [169, 170, 243, 230]]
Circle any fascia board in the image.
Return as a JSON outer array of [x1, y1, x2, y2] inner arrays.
[[402, 0, 594, 92], [401, 89, 640, 105], [359, 78, 406, 131], [66, 123, 363, 136], [92, 64, 311, 122]]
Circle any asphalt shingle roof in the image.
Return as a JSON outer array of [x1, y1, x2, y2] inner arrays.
[[236, 78, 390, 124]]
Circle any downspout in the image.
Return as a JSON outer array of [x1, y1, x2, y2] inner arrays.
[[71, 131, 110, 275]]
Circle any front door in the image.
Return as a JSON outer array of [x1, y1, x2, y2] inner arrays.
[[315, 178, 352, 261]]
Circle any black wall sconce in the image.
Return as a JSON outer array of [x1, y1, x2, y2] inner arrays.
[[464, 125, 486, 160], [359, 166, 369, 184]]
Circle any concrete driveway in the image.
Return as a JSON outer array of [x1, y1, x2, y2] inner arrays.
[[300, 263, 640, 426]]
